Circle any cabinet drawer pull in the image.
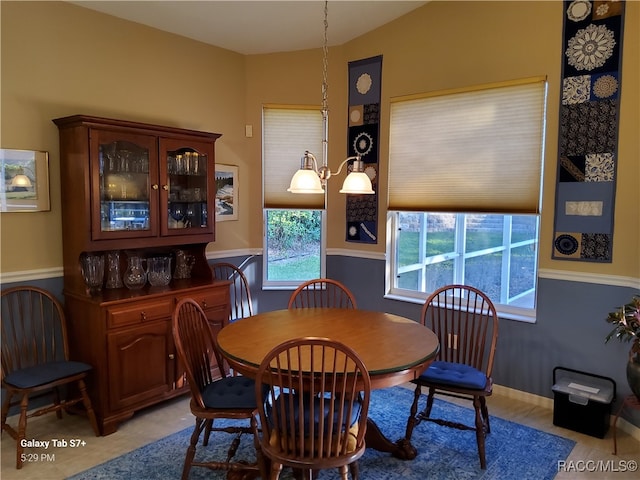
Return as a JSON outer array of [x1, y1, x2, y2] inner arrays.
[[201, 300, 208, 308], [140, 311, 147, 321], [168, 354, 175, 360], [152, 184, 159, 190]]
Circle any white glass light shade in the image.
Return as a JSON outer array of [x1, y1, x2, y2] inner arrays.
[[11, 174, 32, 187], [339, 171, 374, 194], [287, 169, 324, 194]]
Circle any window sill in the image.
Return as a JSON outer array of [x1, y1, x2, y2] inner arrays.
[[383, 292, 537, 324]]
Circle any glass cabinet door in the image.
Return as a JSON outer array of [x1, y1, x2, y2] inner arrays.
[[91, 130, 158, 240], [159, 138, 215, 237]]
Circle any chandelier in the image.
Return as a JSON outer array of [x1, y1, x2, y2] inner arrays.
[[287, 1, 374, 195]]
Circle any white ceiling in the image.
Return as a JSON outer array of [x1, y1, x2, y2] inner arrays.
[[70, 1, 428, 55]]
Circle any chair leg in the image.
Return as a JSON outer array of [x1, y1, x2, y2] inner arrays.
[[473, 396, 487, 469], [338, 464, 349, 480], [251, 414, 269, 480], [1, 391, 13, 435], [78, 379, 100, 436], [182, 418, 204, 480], [16, 394, 29, 469], [349, 461, 359, 479], [202, 419, 213, 446], [53, 387, 63, 419], [404, 384, 422, 441], [269, 461, 283, 479], [424, 387, 436, 418], [480, 396, 490, 433]]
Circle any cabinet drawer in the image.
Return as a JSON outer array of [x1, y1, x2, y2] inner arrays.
[[107, 298, 174, 329], [177, 288, 228, 310]]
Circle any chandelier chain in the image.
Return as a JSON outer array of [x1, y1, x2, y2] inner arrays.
[[322, 0, 328, 113]]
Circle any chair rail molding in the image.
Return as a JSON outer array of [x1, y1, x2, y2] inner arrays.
[[1, 259, 637, 292], [0, 267, 63, 284], [206, 248, 262, 260], [538, 268, 640, 289]]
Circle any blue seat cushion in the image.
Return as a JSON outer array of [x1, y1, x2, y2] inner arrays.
[[4, 361, 92, 389], [267, 392, 362, 433], [419, 361, 487, 390], [202, 376, 265, 410]]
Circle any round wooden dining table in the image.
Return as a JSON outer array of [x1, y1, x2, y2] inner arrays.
[[215, 307, 440, 459]]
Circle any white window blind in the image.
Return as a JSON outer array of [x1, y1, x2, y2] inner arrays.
[[263, 106, 324, 209], [388, 77, 547, 214]]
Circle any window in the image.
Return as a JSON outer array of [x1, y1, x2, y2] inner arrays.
[[263, 106, 325, 287], [390, 212, 539, 314], [264, 209, 324, 284], [386, 78, 547, 321]]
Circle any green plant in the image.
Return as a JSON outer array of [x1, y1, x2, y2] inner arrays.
[[605, 295, 640, 356]]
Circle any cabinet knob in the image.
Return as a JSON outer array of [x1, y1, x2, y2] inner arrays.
[[162, 185, 169, 191], [140, 311, 147, 321], [168, 354, 175, 360], [152, 184, 159, 190], [201, 300, 208, 308]]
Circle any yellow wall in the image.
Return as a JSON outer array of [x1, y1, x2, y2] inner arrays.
[[246, 0, 639, 277], [0, 1, 251, 273], [2, 1, 639, 279]]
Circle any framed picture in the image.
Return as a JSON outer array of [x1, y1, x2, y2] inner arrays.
[[0, 149, 50, 212], [215, 164, 238, 221]]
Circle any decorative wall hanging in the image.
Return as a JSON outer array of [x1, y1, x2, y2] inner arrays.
[[215, 164, 238, 221], [0, 149, 50, 212], [552, 0, 625, 262], [345, 55, 382, 244]]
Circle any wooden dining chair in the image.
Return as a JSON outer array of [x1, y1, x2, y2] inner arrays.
[[172, 298, 267, 480], [255, 337, 371, 480], [288, 279, 357, 309], [402, 284, 499, 469], [211, 262, 254, 322], [1, 286, 100, 469]]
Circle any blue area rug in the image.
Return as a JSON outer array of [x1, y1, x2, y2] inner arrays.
[[68, 386, 575, 479]]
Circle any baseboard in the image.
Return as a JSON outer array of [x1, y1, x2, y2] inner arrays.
[[493, 384, 640, 442]]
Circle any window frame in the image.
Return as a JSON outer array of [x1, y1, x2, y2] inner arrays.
[[385, 211, 538, 322]]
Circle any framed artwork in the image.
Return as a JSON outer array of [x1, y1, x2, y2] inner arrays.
[[0, 149, 51, 212], [215, 164, 238, 221]]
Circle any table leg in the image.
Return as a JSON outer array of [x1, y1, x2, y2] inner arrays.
[[365, 418, 417, 460]]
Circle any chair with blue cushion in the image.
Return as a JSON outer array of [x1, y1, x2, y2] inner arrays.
[[403, 284, 499, 469], [255, 337, 371, 480], [172, 298, 267, 479], [1, 286, 100, 469]]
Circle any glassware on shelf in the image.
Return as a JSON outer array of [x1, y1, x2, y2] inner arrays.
[[200, 203, 208, 227], [80, 253, 105, 293], [124, 254, 147, 290], [191, 153, 199, 175], [175, 154, 184, 174], [147, 256, 172, 287], [105, 251, 123, 289], [174, 249, 195, 279], [184, 152, 192, 174]]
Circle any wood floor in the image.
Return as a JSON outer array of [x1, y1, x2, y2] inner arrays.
[[1, 387, 639, 480]]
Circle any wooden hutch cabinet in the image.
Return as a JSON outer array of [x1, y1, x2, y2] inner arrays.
[[54, 115, 230, 435]]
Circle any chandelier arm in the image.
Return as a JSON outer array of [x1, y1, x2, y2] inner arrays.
[[332, 155, 362, 177]]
